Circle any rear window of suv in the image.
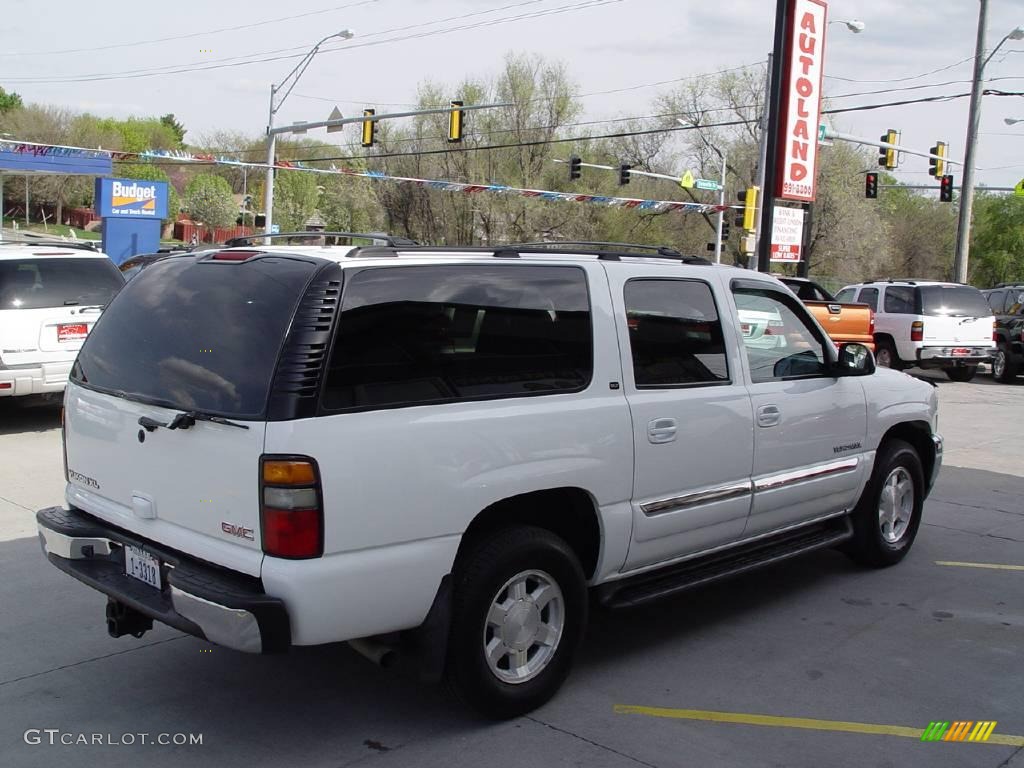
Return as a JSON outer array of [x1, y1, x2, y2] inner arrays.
[[71, 254, 319, 418], [919, 285, 990, 317], [0, 257, 123, 310], [323, 265, 592, 410]]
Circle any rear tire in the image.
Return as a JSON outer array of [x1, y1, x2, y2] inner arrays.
[[874, 338, 899, 369], [945, 365, 977, 382], [445, 526, 587, 719], [845, 439, 924, 568], [993, 344, 1017, 383]]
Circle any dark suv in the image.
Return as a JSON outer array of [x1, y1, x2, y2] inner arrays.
[[982, 285, 1024, 382]]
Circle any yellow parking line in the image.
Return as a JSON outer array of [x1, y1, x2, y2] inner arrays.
[[613, 706, 1024, 747], [935, 561, 1024, 571]]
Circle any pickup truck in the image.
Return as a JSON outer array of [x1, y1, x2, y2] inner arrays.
[[780, 277, 875, 352]]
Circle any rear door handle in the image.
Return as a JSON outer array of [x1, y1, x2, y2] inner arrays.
[[757, 405, 781, 428], [648, 417, 678, 444]]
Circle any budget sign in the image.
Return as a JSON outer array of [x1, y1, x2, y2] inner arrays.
[[95, 178, 168, 219]]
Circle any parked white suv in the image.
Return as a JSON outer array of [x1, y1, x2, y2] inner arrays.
[[834, 280, 994, 381], [38, 240, 942, 717], [0, 241, 124, 398]]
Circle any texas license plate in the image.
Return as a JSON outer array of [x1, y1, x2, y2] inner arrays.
[[124, 545, 161, 590], [57, 323, 88, 342], [951, 348, 971, 356]]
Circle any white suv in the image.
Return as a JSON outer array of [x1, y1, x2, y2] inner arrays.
[[38, 240, 942, 717], [0, 241, 124, 398], [835, 280, 994, 381]]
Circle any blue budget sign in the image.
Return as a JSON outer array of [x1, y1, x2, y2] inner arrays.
[[95, 178, 168, 219]]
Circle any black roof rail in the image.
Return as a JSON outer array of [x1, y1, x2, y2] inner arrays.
[[2, 239, 100, 252], [223, 231, 418, 248], [504, 240, 710, 264]]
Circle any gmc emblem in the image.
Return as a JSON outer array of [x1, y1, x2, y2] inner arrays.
[[220, 522, 255, 541]]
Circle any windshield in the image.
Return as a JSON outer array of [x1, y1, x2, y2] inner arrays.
[[919, 285, 991, 317], [72, 254, 319, 418], [0, 257, 124, 310]]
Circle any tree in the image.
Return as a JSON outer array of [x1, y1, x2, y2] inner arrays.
[[160, 114, 186, 146], [969, 194, 1024, 287], [272, 170, 319, 232], [184, 173, 236, 229], [0, 86, 22, 114]]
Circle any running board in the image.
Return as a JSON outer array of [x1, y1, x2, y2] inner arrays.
[[597, 516, 854, 609]]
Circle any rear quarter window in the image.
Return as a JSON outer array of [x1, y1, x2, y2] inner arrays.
[[323, 265, 593, 410], [0, 257, 124, 310]]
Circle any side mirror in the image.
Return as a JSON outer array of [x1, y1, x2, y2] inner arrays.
[[835, 342, 875, 376]]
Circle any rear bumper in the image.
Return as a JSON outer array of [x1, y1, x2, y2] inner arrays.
[[36, 506, 290, 653], [916, 346, 994, 368], [0, 361, 72, 397]]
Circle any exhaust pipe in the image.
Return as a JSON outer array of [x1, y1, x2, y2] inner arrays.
[[348, 637, 397, 669], [106, 600, 153, 639]]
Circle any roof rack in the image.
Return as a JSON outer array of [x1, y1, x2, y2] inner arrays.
[[345, 241, 712, 264], [223, 231, 418, 248], [1, 239, 100, 252]]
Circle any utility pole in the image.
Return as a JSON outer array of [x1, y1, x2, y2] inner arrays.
[[714, 150, 726, 264], [752, 52, 773, 270], [757, 0, 790, 273], [952, 0, 988, 283], [265, 84, 277, 242]]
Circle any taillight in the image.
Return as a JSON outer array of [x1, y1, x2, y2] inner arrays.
[[61, 407, 68, 482], [211, 249, 261, 261], [260, 457, 322, 559], [911, 321, 924, 342], [869, 309, 875, 336], [992, 320, 997, 342]]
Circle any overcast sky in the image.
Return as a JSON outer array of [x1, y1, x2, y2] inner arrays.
[[2, 0, 1022, 188]]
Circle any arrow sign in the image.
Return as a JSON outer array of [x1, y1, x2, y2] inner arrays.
[[326, 106, 344, 133], [679, 170, 695, 189], [695, 178, 722, 191], [1015, 178, 1024, 197]]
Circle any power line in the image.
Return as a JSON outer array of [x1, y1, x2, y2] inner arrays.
[[0, 0, 381, 57], [824, 55, 976, 84], [829, 75, 1024, 100], [1, 0, 622, 85]]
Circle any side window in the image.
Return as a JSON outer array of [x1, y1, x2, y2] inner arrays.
[[859, 287, 879, 311], [834, 287, 856, 303], [323, 265, 593, 410], [884, 286, 916, 314], [624, 279, 729, 387], [1005, 291, 1024, 315], [733, 287, 829, 383]]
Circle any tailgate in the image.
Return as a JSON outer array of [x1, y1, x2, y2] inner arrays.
[[803, 301, 874, 345], [64, 382, 267, 576]]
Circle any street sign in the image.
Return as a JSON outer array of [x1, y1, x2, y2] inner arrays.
[[695, 178, 722, 191], [679, 170, 695, 189], [271, 224, 280, 234], [770, 206, 805, 262], [1015, 178, 1024, 197], [818, 123, 827, 142], [326, 106, 344, 133]]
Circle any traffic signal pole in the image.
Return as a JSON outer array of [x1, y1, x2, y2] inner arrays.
[[752, 52, 773, 271], [756, 0, 790, 274]]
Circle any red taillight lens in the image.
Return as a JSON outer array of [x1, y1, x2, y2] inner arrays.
[[993, 320, 998, 342], [911, 321, 924, 342], [211, 249, 261, 261], [260, 456, 322, 559]]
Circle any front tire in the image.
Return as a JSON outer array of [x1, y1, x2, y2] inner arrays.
[[945, 365, 977, 382], [846, 439, 924, 567], [445, 527, 587, 719]]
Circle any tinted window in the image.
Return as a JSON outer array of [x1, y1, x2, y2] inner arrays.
[[834, 288, 856, 303], [884, 286, 916, 314], [323, 265, 592, 410], [1006, 290, 1024, 315], [0, 257, 123, 310], [624, 280, 728, 386], [859, 287, 879, 311], [985, 291, 1005, 313], [783, 280, 831, 301], [72, 255, 318, 418], [733, 288, 828, 383], [919, 285, 991, 317]]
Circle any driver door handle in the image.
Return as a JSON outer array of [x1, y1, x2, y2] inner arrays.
[[757, 405, 781, 428], [648, 418, 678, 444]]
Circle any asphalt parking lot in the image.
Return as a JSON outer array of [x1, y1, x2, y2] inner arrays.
[[1, 372, 1021, 768]]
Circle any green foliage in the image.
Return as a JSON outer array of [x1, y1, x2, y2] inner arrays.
[[272, 170, 319, 232], [0, 86, 22, 114], [969, 194, 1024, 287], [159, 114, 186, 146], [117, 164, 180, 226], [184, 173, 236, 229]]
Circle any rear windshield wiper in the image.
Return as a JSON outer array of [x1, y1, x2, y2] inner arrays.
[[137, 409, 250, 431]]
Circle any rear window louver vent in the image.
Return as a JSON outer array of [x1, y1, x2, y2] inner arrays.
[[267, 271, 342, 420]]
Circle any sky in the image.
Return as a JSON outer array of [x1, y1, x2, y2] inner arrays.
[[1, 0, 1022, 189]]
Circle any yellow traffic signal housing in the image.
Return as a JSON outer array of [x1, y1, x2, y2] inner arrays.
[[448, 100, 464, 143], [742, 186, 758, 230], [929, 142, 946, 178], [879, 129, 898, 170], [361, 109, 375, 148]]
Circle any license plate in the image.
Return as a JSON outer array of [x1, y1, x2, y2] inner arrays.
[[951, 348, 971, 356], [57, 323, 88, 342], [124, 545, 162, 590]]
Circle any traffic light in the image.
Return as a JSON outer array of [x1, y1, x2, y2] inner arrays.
[[721, 221, 731, 241], [361, 109, 375, 148], [928, 141, 946, 178], [448, 100, 463, 143], [568, 156, 582, 181], [878, 129, 898, 170], [736, 186, 758, 230], [865, 172, 878, 199], [940, 174, 954, 203], [618, 163, 631, 186]]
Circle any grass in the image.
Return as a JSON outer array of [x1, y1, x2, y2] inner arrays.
[[1, 218, 101, 240]]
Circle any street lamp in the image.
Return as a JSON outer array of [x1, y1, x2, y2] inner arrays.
[[677, 118, 728, 264], [1004, 117, 1024, 126], [265, 29, 355, 238], [829, 19, 866, 34], [954, 16, 1023, 282]]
